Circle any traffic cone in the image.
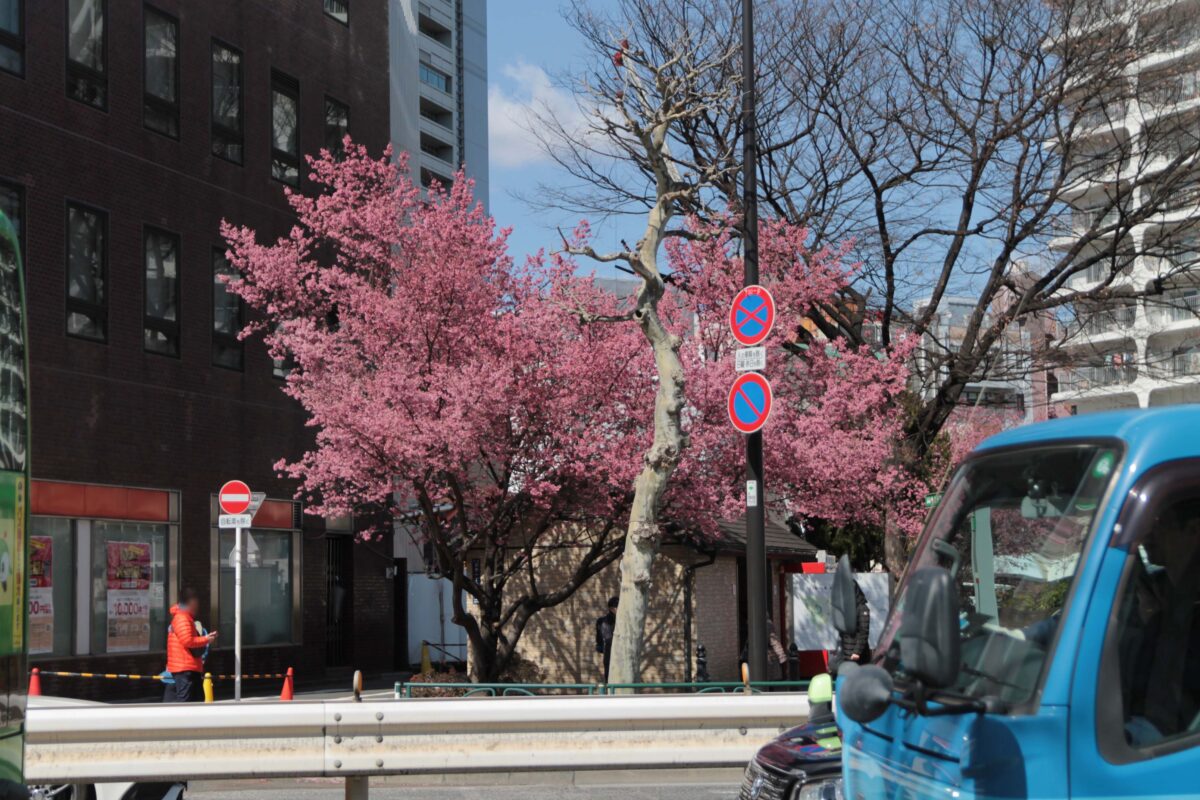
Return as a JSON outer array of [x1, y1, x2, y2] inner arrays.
[[279, 667, 294, 701], [28, 668, 40, 697], [420, 642, 433, 675], [203, 673, 214, 703]]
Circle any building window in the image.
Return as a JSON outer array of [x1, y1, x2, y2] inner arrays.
[[212, 249, 243, 370], [65, 203, 107, 341], [0, 0, 23, 77], [271, 71, 300, 186], [323, 0, 348, 24], [211, 40, 243, 163], [272, 323, 295, 379], [143, 227, 180, 357], [143, 5, 179, 138], [419, 62, 451, 94], [0, 180, 22, 260], [31, 501, 177, 658], [66, 0, 107, 109], [217, 528, 295, 645], [324, 96, 349, 155]]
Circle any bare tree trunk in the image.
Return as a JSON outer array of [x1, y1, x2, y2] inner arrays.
[[608, 263, 686, 685]]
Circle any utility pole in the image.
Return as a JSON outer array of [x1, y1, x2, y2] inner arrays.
[[742, 0, 769, 683]]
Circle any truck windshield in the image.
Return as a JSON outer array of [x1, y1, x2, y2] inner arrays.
[[877, 442, 1120, 708]]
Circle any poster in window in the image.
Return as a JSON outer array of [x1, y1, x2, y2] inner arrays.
[[28, 535, 52, 654], [0, 474, 25, 654], [106, 541, 151, 652]]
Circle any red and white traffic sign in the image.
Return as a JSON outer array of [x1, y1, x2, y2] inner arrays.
[[729, 285, 776, 347], [728, 372, 774, 434], [219, 480, 252, 515]]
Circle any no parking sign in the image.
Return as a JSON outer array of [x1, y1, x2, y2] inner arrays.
[[728, 372, 773, 434]]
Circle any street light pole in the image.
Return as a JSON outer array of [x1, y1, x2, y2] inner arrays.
[[742, 0, 769, 683]]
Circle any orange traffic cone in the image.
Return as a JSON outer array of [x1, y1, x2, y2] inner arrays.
[[28, 668, 40, 697], [280, 667, 294, 701]]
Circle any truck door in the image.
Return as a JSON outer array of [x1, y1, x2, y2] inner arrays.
[[1069, 462, 1200, 798]]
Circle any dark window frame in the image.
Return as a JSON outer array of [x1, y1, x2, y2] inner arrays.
[[270, 70, 301, 187], [0, 0, 24, 78], [142, 225, 181, 358], [323, 0, 349, 26], [1097, 458, 1200, 764], [142, 3, 180, 139], [64, 0, 108, 110], [210, 38, 244, 165], [323, 94, 350, 155], [64, 200, 108, 342], [211, 248, 244, 371]]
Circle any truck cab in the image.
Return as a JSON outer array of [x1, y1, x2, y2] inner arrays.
[[836, 407, 1200, 799]]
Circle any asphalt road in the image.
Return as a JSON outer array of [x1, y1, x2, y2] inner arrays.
[[186, 776, 741, 799]]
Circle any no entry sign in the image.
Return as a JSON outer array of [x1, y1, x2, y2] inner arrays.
[[729, 285, 776, 347], [728, 372, 773, 434], [219, 480, 252, 515]]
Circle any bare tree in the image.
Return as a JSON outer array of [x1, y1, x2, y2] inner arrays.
[[547, 0, 741, 686], [543, 0, 1200, 464]]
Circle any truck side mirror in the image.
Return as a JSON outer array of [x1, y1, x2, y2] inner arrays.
[[839, 662, 894, 723], [898, 566, 960, 689], [831, 555, 858, 636]]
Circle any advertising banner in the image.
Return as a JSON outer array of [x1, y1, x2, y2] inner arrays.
[[790, 571, 890, 651], [106, 541, 152, 652], [28, 535, 52, 654]]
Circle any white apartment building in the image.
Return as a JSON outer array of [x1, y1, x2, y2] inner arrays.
[[1052, 0, 1200, 413], [390, 0, 489, 204]]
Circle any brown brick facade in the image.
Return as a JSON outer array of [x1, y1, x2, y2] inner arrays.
[[1, 0, 392, 698]]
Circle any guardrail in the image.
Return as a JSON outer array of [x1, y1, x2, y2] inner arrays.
[[25, 692, 809, 796], [396, 679, 811, 697]]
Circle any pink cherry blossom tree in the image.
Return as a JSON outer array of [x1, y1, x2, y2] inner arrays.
[[222, 143, 666, 681], [224, 142, 920, 682]]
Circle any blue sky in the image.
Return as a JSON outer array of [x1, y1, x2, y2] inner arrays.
[[486, 1, 629, 270]]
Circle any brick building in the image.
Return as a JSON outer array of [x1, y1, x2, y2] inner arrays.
[[0, 0, 393, 697]]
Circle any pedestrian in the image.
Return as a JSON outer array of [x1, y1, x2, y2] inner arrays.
[[163, 588, 217, 703], [595, 596, 618, 683], [836, 581, 871, 669]]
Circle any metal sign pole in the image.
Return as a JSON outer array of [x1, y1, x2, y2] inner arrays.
[[235, 524, 243, 702], [742, 0, 768, 683]]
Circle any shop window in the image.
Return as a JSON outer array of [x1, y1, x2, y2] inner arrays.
[[0, 0, 22, 77], [66, 202, 107, 341], [211, 40, 243, 163], [271, 71, 300, 186], [324, 96, 349, 156], [324, 0, 348, 25], [30, 512, 175, 657], [217, 529, 295, 646], [28, 519, 73, 657], [143, 5, 179, 138], [143, 227, 180, 356], [212, 249, 243, 370], [66, 0, 107, 109], [89, 522, 168, 655]]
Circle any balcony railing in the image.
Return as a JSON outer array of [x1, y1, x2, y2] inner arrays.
[[1153, 289, 1200, 324], [1078, 303, 1137, 336]]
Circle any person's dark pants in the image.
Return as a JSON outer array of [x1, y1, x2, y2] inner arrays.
[[163, 670, 202, 702], [603, 646, 612, 683]]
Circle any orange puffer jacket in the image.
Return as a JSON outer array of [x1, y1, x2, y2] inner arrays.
[[166, 604, 212, 674]]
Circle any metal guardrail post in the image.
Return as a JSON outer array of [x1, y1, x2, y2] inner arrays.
[[345, 775, 368, 800]]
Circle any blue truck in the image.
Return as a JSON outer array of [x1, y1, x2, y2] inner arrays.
[[822, 406, 1200, 799]]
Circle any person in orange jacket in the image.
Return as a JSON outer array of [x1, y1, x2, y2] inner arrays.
[[163, 588, 217, 702]]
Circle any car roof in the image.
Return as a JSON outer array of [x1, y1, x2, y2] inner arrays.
[[978, 406, 1200, 470]]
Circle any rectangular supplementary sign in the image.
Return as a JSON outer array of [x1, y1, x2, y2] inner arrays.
[[219, 514, 253, 529], [735, 347, 767, 373]]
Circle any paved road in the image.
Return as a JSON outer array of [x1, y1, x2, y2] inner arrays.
[[187, 778, 741, 799]]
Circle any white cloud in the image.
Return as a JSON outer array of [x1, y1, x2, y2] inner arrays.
[[489, 61, 585, 169]]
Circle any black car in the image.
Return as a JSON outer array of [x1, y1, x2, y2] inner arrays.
[[739, 677, 843, 800]]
